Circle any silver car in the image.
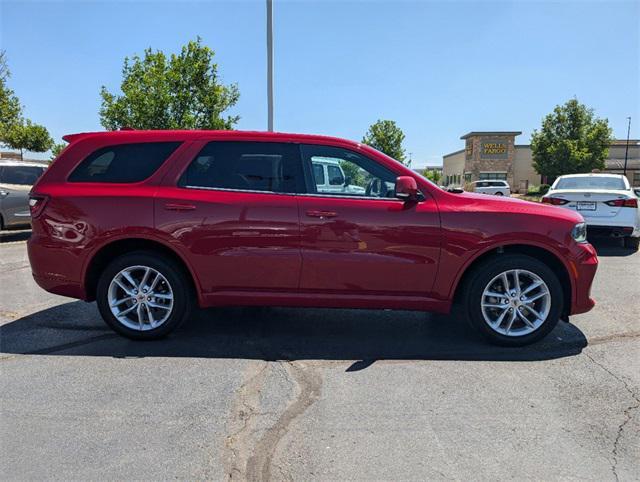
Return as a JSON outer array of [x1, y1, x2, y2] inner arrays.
[[0, 161, 47, 230]]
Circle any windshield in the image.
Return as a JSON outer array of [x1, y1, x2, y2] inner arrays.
[[0, 165, 46, 185], [554, 176, 626, 190]]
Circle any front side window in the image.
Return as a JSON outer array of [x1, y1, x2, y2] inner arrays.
[[0, 165, 46, 185], [69, 142, 181, 183], [179, 141, 303, 194], [300, 145, 398, 198]]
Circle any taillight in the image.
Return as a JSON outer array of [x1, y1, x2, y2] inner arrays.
[[542, 197, 569, 205], [28, 194, 49, 218], [605, 198, 638, 208]]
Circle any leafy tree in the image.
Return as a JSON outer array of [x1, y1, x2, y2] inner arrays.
[[422, 168, 442, 184], [531, 99, 613, 178], [362, 119, 408, 165], [100, 37, 240, 130], [50, 141, 68, 160], [3, 120, 53, 160], [0, 50, 23, 141]]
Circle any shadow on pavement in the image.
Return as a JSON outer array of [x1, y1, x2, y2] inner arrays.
[[0, 300, 588, 367], [590, 237, 637, 257]]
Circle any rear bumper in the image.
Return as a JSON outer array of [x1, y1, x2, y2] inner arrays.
[[587, 225, 637, 238], [27, 234, 88, 300]]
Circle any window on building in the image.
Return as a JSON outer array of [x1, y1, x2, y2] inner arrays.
[[634, 172, 640, 187], [479, 172, 507, 181], [464, 173, 472, 183]]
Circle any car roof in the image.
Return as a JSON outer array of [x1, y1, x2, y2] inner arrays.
[[62, 129, 363, 149], [556, 173, 625, 179]]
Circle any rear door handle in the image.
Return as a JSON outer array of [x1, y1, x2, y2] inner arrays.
[[164, 203, 196, 211], [306, 209, 338, 219]]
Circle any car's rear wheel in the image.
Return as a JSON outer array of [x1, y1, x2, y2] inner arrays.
[[624, 236, 639, 251], [464, 254, 563, 346], [494, 191, 504, 196], [96, 251, 193, 340]]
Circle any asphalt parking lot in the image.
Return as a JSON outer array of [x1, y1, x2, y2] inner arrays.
[[1, 230, 638, 481]]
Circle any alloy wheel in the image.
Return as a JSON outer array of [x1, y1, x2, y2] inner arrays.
[[107, 265, 174, 331], [481, 269, 551, 337]]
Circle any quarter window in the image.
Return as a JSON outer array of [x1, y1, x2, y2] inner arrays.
[[312, 163, 325, 185], [69, 142, 181, 183], [301, 144, 397, 198], [179, 141, 303, 194]]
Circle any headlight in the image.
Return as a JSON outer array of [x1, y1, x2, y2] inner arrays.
[[571, 222, 587, 243]]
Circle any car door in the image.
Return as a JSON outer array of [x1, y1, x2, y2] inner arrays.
[[155, 140, 304, 294], [297, 144, 441, 296]]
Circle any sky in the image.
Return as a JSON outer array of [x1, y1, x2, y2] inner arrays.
[[1, 0, 638, 167]]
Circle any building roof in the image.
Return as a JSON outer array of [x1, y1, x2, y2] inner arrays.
[[460, 131, 522, 140], [611, 139, 639, 146]]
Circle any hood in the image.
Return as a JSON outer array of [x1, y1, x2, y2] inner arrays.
[[447, 191, 584, 224]]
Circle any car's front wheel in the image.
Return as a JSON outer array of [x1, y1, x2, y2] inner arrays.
[[464, 254, 563, 346], [96, 251, 193, 340]]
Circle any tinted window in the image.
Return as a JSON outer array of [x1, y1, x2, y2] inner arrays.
[[0, 165, 46, 185], [555, 176, 626, 190], [69, 142, 181, 183], [179, 141, 303, 194], [312, 163, 325, 185], [301, 145, 397, 198]]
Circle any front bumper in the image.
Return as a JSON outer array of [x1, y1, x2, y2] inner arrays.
[[569, 242, 598, 315]]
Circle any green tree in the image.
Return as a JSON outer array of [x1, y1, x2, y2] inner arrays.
[[3, 120, 53, 160], [100, 37, 240, 130], [531, 98, 613, 178], [422, 168, 442, 184], [362, 119, 408, 165], [50, 141, 68, 160], [0, 50, 23, 141]]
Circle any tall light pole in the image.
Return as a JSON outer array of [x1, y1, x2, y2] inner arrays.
[[623, 116, 631, 177], [266, 0, 274, 132]]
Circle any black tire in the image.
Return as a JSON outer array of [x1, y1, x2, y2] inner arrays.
[[96, 251, 193, 340], [463, 254, 563, 346], [624, 236, 640, 251], [494, 191, 504, 196]]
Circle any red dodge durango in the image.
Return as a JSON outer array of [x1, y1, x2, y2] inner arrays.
[[27, 130, 598, 346]]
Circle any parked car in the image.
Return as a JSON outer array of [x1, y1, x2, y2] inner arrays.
[[471, 180, 511, 196], [542, 173, 640, 250], [0, 160, 47, 230], [312, 157, 367, 195], [28, 130, 598, 346]]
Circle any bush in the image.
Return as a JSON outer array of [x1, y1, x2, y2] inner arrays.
[[527, 184, 550, 196], [539, 184, 550, 194]]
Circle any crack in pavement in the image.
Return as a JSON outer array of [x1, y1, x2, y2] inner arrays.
[[245, 361, 322, 482], [584, 351, 640, 482], [223, 360, 322, 481]]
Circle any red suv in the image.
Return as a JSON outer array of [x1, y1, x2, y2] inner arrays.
[[27, 130, 598, 346]]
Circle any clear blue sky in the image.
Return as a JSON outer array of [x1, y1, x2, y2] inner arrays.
[[1, 0, 638, 167]]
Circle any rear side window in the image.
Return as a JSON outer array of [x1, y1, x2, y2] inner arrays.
[[68, 142, 181, 183], [179, 141, 304, 194]]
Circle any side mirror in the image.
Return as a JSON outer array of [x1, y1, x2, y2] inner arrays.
[[395, 176, 419, 201]]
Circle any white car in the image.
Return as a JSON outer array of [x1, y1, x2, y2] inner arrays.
[[0, 161, 48, 230], [312, 158, 366, 195], [542, 173, 640, 250], [471, 180, 511, 196]]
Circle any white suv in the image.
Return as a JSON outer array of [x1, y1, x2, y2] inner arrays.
[[471, 180, 511, 196], [542, 173, 640, 250], [312, 158, 366, 195]]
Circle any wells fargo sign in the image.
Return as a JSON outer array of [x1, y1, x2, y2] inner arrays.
[[480, 140, 509, 159]]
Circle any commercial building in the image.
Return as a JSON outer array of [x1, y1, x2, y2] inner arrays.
[[442, 132, 640, 192]]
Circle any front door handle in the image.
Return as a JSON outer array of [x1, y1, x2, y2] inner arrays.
[[164, 203, 196, 211], [306, 209, 338, 219]]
